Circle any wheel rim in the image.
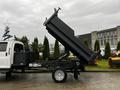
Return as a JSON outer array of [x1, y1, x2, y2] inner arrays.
[[55, 70, 65, 81]]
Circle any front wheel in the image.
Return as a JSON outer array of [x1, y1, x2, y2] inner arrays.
[[52, 68, 67, 83]]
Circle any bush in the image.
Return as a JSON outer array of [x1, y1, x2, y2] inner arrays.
[[53, 40, 60, 59], [104, 42, 111, 59], [43, 37, 50, 60], [117, 41, 120, 51], [94, 40, 100, 51], [94, 40, 101, 60]]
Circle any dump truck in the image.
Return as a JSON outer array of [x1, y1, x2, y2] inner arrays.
[[0, 8, 98, 83]]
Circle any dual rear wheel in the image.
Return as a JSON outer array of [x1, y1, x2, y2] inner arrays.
[[52, 68, 67, 83], [52, 68, 79, 83]]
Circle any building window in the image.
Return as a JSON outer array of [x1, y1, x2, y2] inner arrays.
[[104, 39, 106, 45], [111, 37, 114, 45], [114, 31, 117, 36], [112, 31, 115, 36], [98, 33, 101, 38], [101, 39, 103, 46], [114, 36, 118, 45], [107, 39, 110, 43]]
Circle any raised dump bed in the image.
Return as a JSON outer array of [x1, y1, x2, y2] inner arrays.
[[44, 8, 98, 65]]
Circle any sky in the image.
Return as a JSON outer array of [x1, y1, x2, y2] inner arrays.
[[0, 0, 120, 44]]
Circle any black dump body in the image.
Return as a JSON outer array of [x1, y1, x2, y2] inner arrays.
[[13, 51, 34, 67], [44, 8, 98, 65], [13, 52, 28, 66]]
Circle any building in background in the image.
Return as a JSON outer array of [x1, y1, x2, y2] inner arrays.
[[78, 26, 120, 51], [77, 33, 92, 49]]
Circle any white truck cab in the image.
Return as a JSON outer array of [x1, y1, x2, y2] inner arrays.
[[0, 40, 27, 73]]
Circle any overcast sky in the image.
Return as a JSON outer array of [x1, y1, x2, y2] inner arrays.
[[0, 0, 120, 44]]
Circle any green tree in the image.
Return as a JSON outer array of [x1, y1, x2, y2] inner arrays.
[[117, 41, 120, 51], [94, 40, 100, 51], [21, 36, 29, 51], [43, 36, 50, 60], [38, 43, 44, 60], [31, 37, 39, 60], [84, 40, 89, 48], [38, 43, 44, 52], [53, 40, 60, 59], [14, 35, 21, 41], [14, 36, 29, 51], [2, 26, 13, 41], [104, 42, 111, 59]]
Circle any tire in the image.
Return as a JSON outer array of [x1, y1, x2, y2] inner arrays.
[[52, 68, 67, 83]]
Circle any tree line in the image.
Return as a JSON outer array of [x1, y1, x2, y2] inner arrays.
[[93, 40, 120, 59], [1, 26, 67, 61], [14, 36, 120, 60], [14, 36, 61, 61], [3, 26, 120, 60]]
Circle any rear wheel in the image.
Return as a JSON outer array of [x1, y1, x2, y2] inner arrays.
[[52, 68, 67, 83]]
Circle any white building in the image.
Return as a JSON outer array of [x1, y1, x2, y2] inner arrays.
[[78, 26, 120, 51]]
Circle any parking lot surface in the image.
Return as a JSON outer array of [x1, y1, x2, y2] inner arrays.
[[0, 72, 120, 90]]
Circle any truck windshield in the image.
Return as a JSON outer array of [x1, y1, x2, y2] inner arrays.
[[0, 42, 7, 51]]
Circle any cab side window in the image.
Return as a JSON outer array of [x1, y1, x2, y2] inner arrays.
[[14, 44, 24, 53], [0, 42, 7, 52]]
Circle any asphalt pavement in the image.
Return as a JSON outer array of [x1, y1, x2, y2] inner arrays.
[[0, 72, 120, 90]]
